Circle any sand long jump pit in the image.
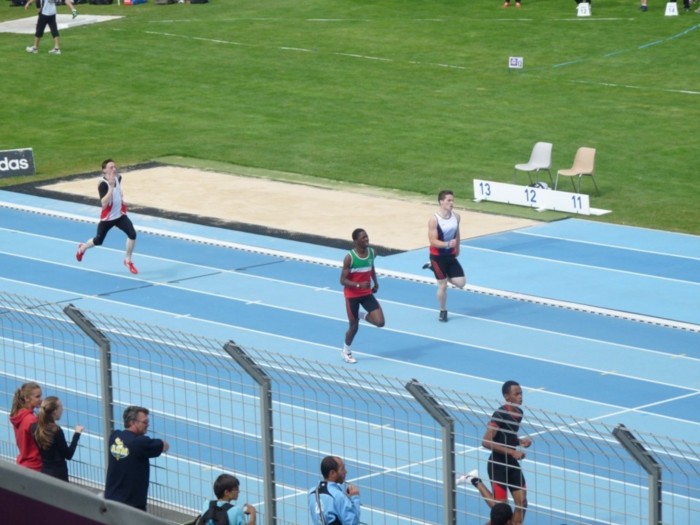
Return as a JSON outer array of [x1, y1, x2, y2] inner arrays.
[[40, 165, 538, 252]]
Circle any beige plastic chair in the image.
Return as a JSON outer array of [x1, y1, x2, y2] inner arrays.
[[514, 141, 553, 184], [556, 147, 599, 194]]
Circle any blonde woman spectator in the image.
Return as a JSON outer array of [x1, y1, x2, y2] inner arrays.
[[9, 382, 43, 470]]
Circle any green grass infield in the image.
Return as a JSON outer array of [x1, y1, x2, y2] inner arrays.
[[1, 0, 698, 233]]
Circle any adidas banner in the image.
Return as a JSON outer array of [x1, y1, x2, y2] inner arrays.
[[0, 148, 36, 178]]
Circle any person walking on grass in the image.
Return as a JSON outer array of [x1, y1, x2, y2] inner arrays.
[[25, 0, 78, 56], [424, 189, 465, 322], [76, 159, 140, 274], [340, 228, 385, 364]]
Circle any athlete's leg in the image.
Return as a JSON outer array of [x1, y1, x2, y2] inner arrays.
[[77, 221, 112, 260], [488, 460, 510, 503], [436, 279, 448, 310], [508, 466, 527, 525], [344, 319, 359, 346], [125, 237, 135, 261], [476, 479, 497, 509], [511, 488, 527, 525], [447, 258, 466, 289], [449, 276, 466, 288], [365, 306, 385, 327], [344, 298, 361, 346], [117, 216, 137, 262], [80, 238, 95, 252], [363, 296, 385, 328]]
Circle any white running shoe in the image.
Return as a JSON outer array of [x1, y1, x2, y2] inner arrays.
[[26, 46, 38, 54], [456, 469, 480, 486], [341, 349, 357, 364], [49, 48, 61, 55], [72, 9, 78, 19]]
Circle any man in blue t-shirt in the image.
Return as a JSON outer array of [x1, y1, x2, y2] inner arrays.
[[104, 405, 169, 510]]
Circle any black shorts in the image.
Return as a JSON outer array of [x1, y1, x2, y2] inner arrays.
[[93, 215, 137, 245], [36, 13, 59, 39], [428, 254, 464, 281], [345, 294, 380, 321], [488, 458, 526, 498]]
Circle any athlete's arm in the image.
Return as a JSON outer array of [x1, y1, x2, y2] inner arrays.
[[454, 212, 461, 257], [482, 424, 525, 460], [98, 180, 115, 210], [340, 254, 353, 287], [371, 264, 379, 293]]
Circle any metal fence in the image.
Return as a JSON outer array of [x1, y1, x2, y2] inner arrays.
[[1, 292, 698, 524]]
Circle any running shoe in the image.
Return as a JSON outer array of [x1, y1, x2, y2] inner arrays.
[[48, 48, 61, 55], [72, 9, 78, 19], [456, 469, 480, 487], [76, 243, 85, 262], [124, 259, 139, 274], [422, 262, 431, 270], [341, 349, 357, 364], [439, 310, 448, 323], [26, 46, 38, 54]]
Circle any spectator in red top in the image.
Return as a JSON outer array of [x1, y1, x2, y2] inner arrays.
[[9, 381, 43, 470]]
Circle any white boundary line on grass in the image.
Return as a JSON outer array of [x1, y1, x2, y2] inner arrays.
[[142, 22, 700, 95]]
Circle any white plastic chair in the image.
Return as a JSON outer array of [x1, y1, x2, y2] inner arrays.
[[513, 142, 553, 184]]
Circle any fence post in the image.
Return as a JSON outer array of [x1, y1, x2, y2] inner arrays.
[[613, 424, 662, 525], [63, 304, 114, 470], [406, 378, 456, 525], [224, 341, 277, 525]]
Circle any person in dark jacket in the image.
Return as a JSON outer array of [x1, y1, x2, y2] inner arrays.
[[104, 405, 169, 510], [32, 396, 83, 481]]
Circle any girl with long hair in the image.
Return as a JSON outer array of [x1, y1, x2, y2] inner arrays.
[[32, 396, 83, 481], [9, 381, 43, 470]]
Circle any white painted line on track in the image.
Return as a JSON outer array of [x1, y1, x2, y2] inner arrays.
[[4, 198, 698, 335], [2, 276, 697, 429], [465, 244, 700, 288], [514, 229, 700, 261]]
